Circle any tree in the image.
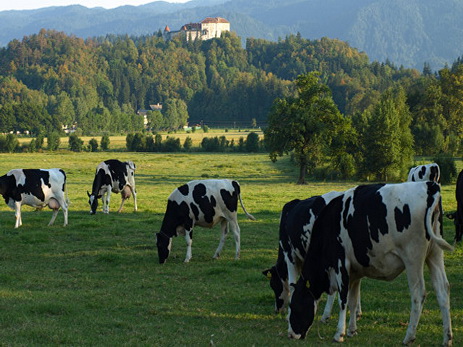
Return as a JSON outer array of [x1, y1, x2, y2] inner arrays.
[[246, 132, 260, 152], [265, 72, 346, 184], [361, 87, 414, 181], [89, 138, 98, 152], [47, 132, 61, 151], [69, 133, 84, 152], [101, 135, 110, 151]]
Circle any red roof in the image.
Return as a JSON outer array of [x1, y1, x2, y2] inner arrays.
[[201, 17, 229, 24], [164, 25, 170, 32]]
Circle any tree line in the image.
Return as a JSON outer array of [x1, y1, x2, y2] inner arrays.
[[1, 29, 463, 180]]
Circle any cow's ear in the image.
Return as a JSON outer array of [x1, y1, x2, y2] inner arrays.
[[87, 191, 91, 197]]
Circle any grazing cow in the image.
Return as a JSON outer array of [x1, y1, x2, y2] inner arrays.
[[287, 181, 453, 346], [447, 169, 463, 242], [156, 179, 255, 264], [407, 163, 440, 183], [263, 191, 361, 322], [87, 159, 137, 214], [0, 168, 68, 228]]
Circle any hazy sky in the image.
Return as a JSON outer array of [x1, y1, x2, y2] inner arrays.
[[0, 0, 189, 11]]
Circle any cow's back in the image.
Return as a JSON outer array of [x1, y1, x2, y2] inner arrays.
[[339, 182, 441, 278]]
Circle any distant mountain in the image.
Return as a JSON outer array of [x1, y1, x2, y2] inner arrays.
[[0, 0, 461, 70]]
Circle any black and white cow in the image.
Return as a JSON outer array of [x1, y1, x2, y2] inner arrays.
[[407, 163, 440, 183], [156, 179, 255, 264], [87, 159, 137, 214], [287, 181, 453, 346], [447, 169, 463, 242], [263, 191, 361, 322], [0, 168, 68, 228]]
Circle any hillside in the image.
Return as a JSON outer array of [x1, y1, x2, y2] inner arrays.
[[0, 0, 462, 70]]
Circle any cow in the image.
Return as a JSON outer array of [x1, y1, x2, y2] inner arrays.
[[263, 191, 361, 322], [0, 168, 68, 228], [87, 159, 137, 214], [446, 169, 463, 242], [156, 179, 255, 264], [407, 163, 440, 183], [287, 181, 453, 346]]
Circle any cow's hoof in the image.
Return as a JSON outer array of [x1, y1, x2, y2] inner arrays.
[[347, 330, 357, 337], [320, 315, 331, 323]]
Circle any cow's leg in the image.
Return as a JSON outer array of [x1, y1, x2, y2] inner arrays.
[[117, 196, 126, 213], [184, 229, 193, 263], [131, 186, 137, 212], [48, 209, 59, 226], [213, 219, 228, 259], [426, 248, 453, 346], [347, 279, 361, 337], [403, 262, 426, 345], [333, 294, 348, 342], [103, 190, 111, 213], [14, 202, 22, 228], [228, 219, 241, 260], [321, 293, 336, 323]]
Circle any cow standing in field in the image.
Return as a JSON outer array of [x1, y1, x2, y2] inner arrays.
[[263, 191, 361, 322], [156, 179, 255, 264], [407, 163, 440, 183], [287, 181, 453, 346], [0, 168, 68, 228], [87, 159, 137, 214]]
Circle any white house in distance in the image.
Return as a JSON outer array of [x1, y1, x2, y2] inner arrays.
[[164, 17, 230, 41]]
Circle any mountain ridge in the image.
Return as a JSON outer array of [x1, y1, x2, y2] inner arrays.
[[0, 0, 461, 70]]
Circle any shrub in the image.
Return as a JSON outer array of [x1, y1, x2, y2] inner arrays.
[[89, 138, 99, 152], [433, 155, 457, 184], [47, 132, 61, 151], [101, 135, 110, 151], [69, 134, 84, 152], [163, 137, 181, 152], [184, 136, 193, 151], [245, 132, 260, 152]]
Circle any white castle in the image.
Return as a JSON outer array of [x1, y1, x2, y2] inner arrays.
[[163, 17, 230, 41]]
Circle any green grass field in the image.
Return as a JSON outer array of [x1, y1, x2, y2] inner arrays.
[[0, 151, 461, 346]]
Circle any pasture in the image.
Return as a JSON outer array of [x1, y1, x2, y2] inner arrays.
[[0, 151, 461, 345]]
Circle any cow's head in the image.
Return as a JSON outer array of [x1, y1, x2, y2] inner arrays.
[[87, 191, 98, 214], [262, 267, 287, 313], [287, 278, 317, 339], [156, 232, 172, 264]]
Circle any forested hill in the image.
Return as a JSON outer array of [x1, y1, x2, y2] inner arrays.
[[0, 29, 418, 135], [0, 0, 462, 70]]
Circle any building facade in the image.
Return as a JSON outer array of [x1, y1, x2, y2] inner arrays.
[[164, 17, 230, 42]]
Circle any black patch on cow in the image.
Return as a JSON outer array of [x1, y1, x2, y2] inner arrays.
[[105, 159, 129, 191], [418, 166, 426, 180], [344, 184, 388, 267], [0, 174, 18, 204], [395, 204, 411, 232], [454, 170, 463, 241], [305, 195, 347, 299], [430, 166, 439, 183], [220, 186, 238, 213], [178, 184, 189, 196], [426, 181, 441, 241], [192, 183, 215, 224], [284, 196, 327, 261], [19, 169, 52, 202], [160, 200, 192, 237], [190, 202, 200, 221]]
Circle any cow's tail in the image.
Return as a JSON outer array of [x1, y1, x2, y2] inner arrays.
[[239, 194, 256, 221], [426, 183, 453, 252]]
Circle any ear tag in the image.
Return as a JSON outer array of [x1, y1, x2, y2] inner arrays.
[[266, 272, 272, 279], [306, 281, 310, 289]]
